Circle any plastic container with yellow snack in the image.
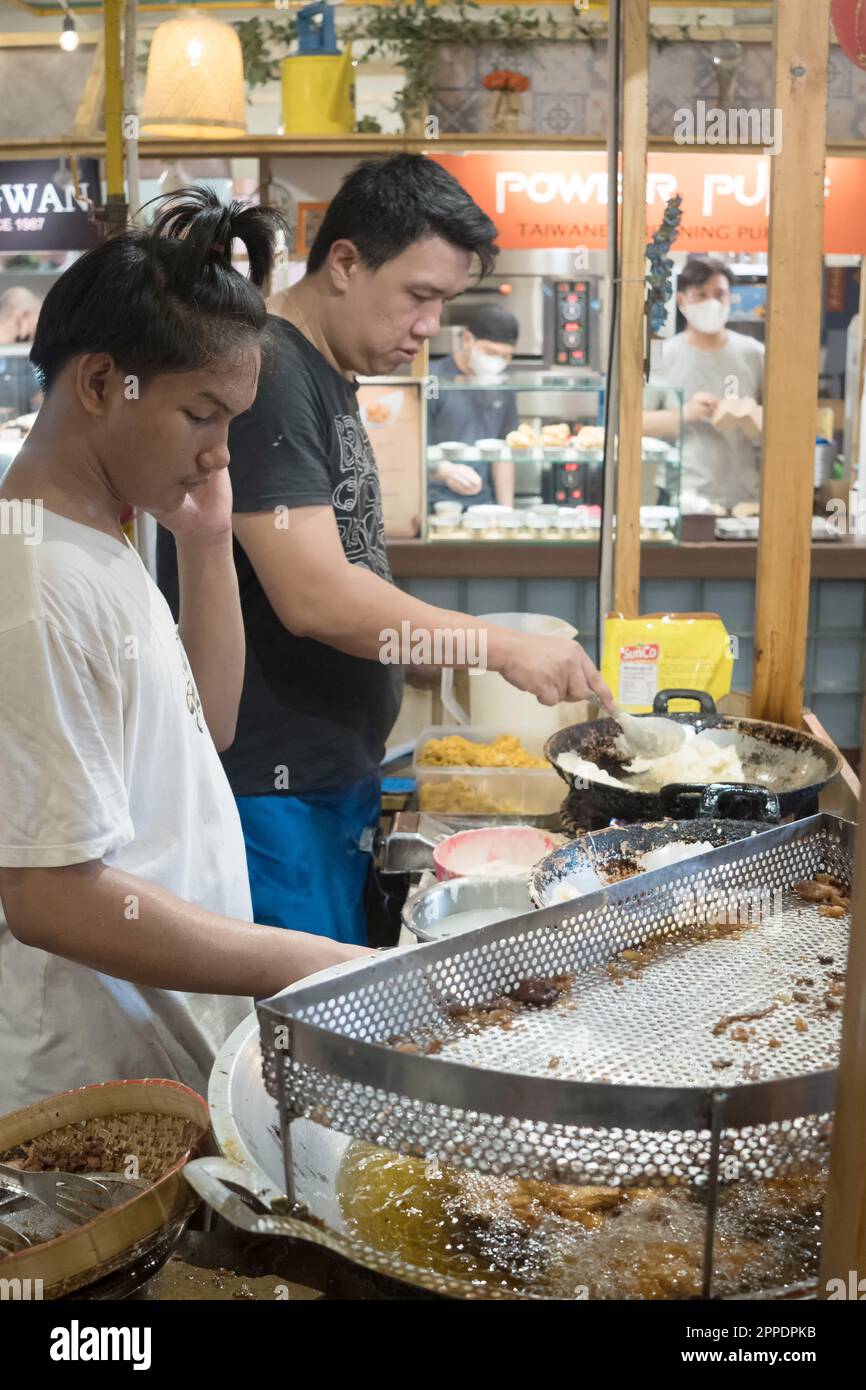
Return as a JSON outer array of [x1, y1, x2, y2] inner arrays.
[[413, 727, 563, 817]]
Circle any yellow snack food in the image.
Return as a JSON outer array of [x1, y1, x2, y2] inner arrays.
[[417, 733, 547, 769], [418, 778, 521, 815]]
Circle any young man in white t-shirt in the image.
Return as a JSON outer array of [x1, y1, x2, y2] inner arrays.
[[0, 190, 370, 1114]]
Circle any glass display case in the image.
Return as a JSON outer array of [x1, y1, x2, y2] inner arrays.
[[423, 372, 684, 544]]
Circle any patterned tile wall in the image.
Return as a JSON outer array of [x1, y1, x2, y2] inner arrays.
[[430, 41, 866, 140]]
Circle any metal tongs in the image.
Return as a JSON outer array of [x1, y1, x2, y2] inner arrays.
[[0, 1219, 31, 1253]]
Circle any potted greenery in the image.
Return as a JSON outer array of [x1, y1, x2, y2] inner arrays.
[[344, 3, 575, 135], [482, 68, 531, 133], [223, 4, 605, 136]]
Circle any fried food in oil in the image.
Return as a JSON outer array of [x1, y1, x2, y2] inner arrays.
[[339, 1144, 828, 1300]]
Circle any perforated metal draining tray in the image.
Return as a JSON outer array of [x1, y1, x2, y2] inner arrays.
[[259, 814, 852, 1192]]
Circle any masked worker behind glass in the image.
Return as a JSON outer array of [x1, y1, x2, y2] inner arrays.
[[643, 257, 764, 512], [427, 305, 520, 509], [0, 287, 43, 424]]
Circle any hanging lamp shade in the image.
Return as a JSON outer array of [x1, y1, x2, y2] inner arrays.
[[141, 11, 247, 139]]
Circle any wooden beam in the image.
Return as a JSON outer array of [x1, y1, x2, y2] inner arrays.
[[102, 0, 124, 201], [410, 341, 430, 383], [0, 33, 100, 48], [4, 0, 270, 12], [614, 0, 649, 618], [751, 0, 831, 726], [6, 132, 866, 160]]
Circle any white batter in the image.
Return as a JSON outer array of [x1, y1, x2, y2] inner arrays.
[[558, 727, 745, 794]]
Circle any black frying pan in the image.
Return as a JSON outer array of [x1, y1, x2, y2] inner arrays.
[[545, 689, 841, 821], [529, 783, 781, 908]]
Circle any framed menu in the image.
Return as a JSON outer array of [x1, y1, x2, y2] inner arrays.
[[357, 377, 424, 539], [295, 201, 329, 258]]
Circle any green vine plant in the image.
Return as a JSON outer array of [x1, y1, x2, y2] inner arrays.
[[341, 2, 601, 126], [233, 16, 298, 87], [135, 5, 716, 134], [651, 12, 707, 54]]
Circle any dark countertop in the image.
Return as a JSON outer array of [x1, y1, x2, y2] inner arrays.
[[387, 537, 866, 581], [124, 1223, 427, 1301]]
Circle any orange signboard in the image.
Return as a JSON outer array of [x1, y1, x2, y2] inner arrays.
[[429, 151, 866, 255]]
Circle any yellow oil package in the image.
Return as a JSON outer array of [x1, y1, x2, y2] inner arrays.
[[602, 612, 734, 713]]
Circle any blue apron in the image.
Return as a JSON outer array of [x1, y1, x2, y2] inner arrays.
[[235, 775, 380, 945]]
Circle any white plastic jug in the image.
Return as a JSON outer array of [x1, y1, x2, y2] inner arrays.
[[440, 612, 578, 738]]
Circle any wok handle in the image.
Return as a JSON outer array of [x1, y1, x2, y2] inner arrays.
[[657, 782, 781, 823], [697, 783, 781, 823], [183, 1157, 299, 1237], [657, 782, 712, 817], [652, 688, 717, 715]]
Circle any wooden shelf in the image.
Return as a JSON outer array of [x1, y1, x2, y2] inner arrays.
[[7, 133, 866, 161], [387, 537, 866, 582]]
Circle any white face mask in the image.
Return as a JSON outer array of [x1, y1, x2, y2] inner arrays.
[[468, 343, 509, 377], [681, 297, 730, 334]]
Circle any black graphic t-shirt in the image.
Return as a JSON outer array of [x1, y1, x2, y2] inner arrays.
[[159, 317, 403, 796]]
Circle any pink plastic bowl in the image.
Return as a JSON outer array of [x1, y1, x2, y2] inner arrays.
[[433, 826, 560, 882]]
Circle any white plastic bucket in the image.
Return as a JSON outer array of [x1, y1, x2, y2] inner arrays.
[[440, 612, 578, 738]]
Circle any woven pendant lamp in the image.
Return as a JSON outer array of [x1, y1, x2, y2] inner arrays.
[[141, 10, 247, 139]]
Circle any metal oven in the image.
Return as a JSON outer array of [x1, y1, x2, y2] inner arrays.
[[429, 249, 604, 371]]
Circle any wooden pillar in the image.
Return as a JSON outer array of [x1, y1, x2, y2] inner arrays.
[[751, 0, 831, 724], [411, 340, 430, 382], [103, 0, 125, 201], [614, 0, 649, 618]]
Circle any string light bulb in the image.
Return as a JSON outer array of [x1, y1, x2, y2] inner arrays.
[[60, 15, 79, 52]]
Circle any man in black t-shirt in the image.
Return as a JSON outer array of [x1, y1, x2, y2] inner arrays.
[[159, 155, 612, 945]]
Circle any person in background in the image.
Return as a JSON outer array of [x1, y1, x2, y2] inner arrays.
[[643, 257, 764, 512], [427, 304, 519, 508], [0, 286, 41, 344], [0, 286, 43, 419], [0, 190, 369, 1114], [157, 154, 612, 948]]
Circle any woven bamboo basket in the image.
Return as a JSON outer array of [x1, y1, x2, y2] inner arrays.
[[0, 1078, 209, 1298]]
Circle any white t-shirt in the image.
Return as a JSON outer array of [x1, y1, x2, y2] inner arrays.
[[648, 330, 765, 511], [0, 510, 252, 1113]]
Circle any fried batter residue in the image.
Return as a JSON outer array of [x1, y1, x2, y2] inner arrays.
[[385, 974, 573, 1053]]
